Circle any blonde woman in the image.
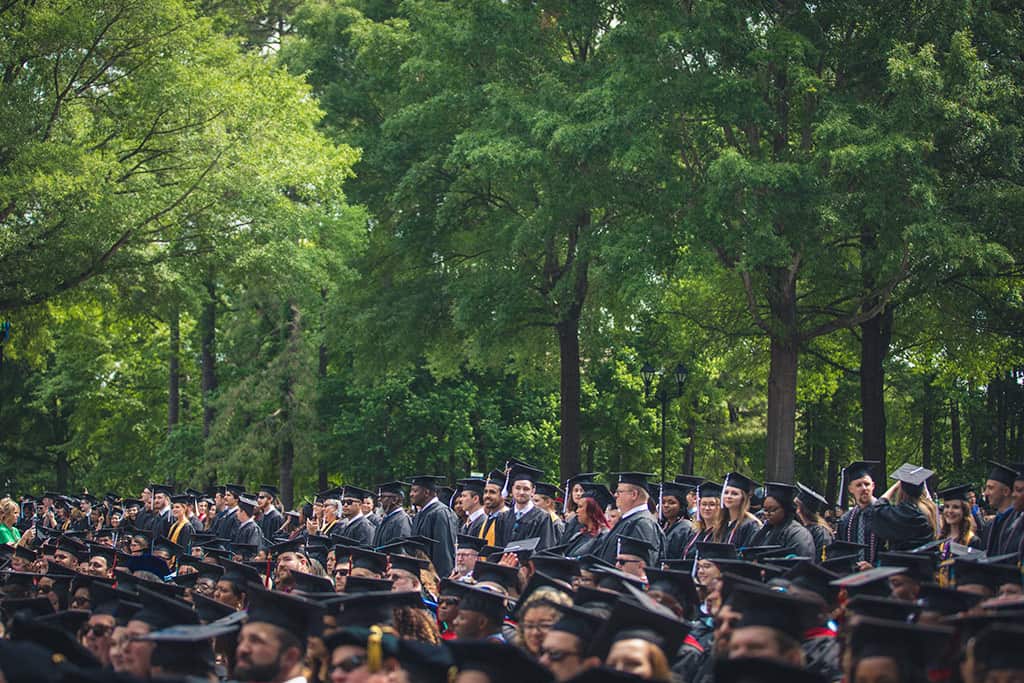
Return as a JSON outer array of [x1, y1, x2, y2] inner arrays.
[[682, 481, 722, 559], [937, 484, 981, 549], [873, 465, 938, 551], [713, 473, 761, 547], [0, 498, 32, 547]]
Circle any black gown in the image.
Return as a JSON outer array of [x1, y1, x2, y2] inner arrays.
[[257, 508, 284, 541], [835, 503, 880, 563], [232, 519, 264, 549], [683, 528, 715, 559], [808, 524, 834, 560], [411, 501, 458, 577], [373, 509, 413, 548], [663, 518, 696, 560], [718, 516, 761, 548], [871, 500, 934, 552], [337, 515, 374, 547], [748, 517, 816, 557], [151, 509, 173, 540], [460, 513, 485, 537], [994, 510, 1024, 558], [563, 529, 608, 558], [984, 508, 1019, 555], [500, 506, 555, 550], [598, 510, 665, 567], [560, 515, 582, 545]]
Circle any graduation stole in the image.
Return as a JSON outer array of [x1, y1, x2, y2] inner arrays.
[[479, 514, 498, 546], [321, 518, 338, 535], [169, 518, 188, 546]]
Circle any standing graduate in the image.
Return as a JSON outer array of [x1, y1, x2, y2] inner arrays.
[[794, 483, 834, 558], [231, 495, 265, 550], [835, 461, 882, 567], [499, 464, 555, 551], [408, 475, 459, 577], [597, 472, 665, 567], [456, 478, 487, 537], [372, 482, 413, 548], [167, 495, 195, 555], [981, 462, 1021, 555], [714, 472, 762, 548], [255, 484, 284, 540], [872, 464, 938, 552], [213, 484, 244, 542], [335, 486, 374, 547], [749, 482, 816, 557], [660, 482, 696, 560], [533, 482, 565, 540]]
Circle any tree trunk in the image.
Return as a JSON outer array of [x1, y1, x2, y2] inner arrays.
[[556, 317, 582, 483], [950, 400, 963, 468], [200, 278, 218, 439], [278, 302, 299, 510], [584, 441, 596, 473], [860, 306, 893, 474], [765, 267, 799, 482], [168, 306, 180, 433], [810, 417, 826, 492]]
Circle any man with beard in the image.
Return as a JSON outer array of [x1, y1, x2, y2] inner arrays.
[[478, 470, 509, 547], [835, 461, 882, 568], [235, 584, 324, 683], [256, 485, 285, 540], [372, 482, 413, 548]]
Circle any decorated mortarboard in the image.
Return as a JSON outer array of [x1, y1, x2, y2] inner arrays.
[[715, 657, 827, 683], [534, 482, 561, 499], [331, 590, 423, 627], [937, 484, 972, 502], [472, 561, 520, 593], [529, 555, 581, 584], [986, 461, 1019, 488], [403, 475, 447, 489], [579, 483, 614, 510], [696, 480, 723, 500], [849, 616, 955, 669], [130, 586, 198, 629], [455, 535, 488, 553], [916, 582, 984, 615], [845, 595, 920, 622], [446, 639, 554, 683], [289, 570, 335, 594], [612, 472, 654, 488], [341, 575, 395, 594], [245, 583, 324, 639], [889, 463, 934, 496], [589, 584, 690, 660], [388, 553, 429, 576]]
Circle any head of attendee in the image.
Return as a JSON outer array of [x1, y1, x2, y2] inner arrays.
[[0, 497, 20, 531], [794, 483, 831, 531], [483, 471, 507, 514], [507, 464, 543, 513], [451, 584, 508, 640], [214, 560, 259, 610], [223, 484, 243, 512], [534, 482, 561, 516], [842, 461, 879, 510], [726, 585, 819, 666], [53, 538, 85, 570], [576, 485, 612, 536], [84, 545, 115, 578], [322, 497, 341, 524], [984, 462, 1017, 513], [257, 484, 278, 514], [409, 475, 446, 509], [151, 485, 172, 515], [236, 586, 323, 683], [341, 487, 368, 520], [883, 463, 939, 536], [847, 616, 954, 683], [539, 604, 607, 681], [121, 586, 199, 679], [1012, 468, 1024, 513], [377, 482, 406, 515], [694, 480, 722, 533], [937, 484, 977, 544], [877, 551, 934, 602], [514, 585, 573, 657], [323, 627, 401, 683], [170, 495, 191, 524], [611, 473, 653, 521], [453, 535, 485, 578], [659, 482, 691, 525], [448, 639, 554, 683], [360, 494, 376, 517], [388, 554, 429, 593], [235, 496, 258, 526], [760, 482, 799, 530], [718, 472, 759, 528], [614, 536, 653, 580], [85, 582, 139, 667], [970, 624, 1024, 683], [565, 473, 597, 517], [591, 596, 684, 683]]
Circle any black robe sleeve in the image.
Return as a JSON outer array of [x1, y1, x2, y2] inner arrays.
[[726, 517, 762, 548], [340, 517, 374, 547], [664, 519, 696, 560], [564, 529, 607, 558], [504, 507, 555, 550], [871, 500, 934, 551], [373, 510, 413, 548], [809, 524, 834, 560], [412, 504, 457, 577], [232, 520, 264, 549], [560, 516, 582, 545]]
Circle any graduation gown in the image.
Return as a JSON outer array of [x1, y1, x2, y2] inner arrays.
[[871, 500, 934, 552], [836, 503, 880, 563], [217, 509, 240, 542], [151, 509, 173, 540], [803, 631, 842, 683], [337, 515, 374, 548], [366, 512, 382, 529], [232, 519, 264, 549], [808, 524, 834, 560], [683, 528, 715, 559], [560, 515, 582, 545], [373, 509, 413, 548], [984, 507, 1018, 555], [663, 518, 696, 560], [411, 500, 458, 577], [478, 510, 507, 548], [996, 510, 1024, 558], [598, 510, 665, 567], [563, 528, 608, 558], [167, 518, 194, 553], [257, 508, 284, 541], [748, 517, 816, 557], [460, 512, 485, 538], [718, 516, 761, 548], [501, 506, 555, 550]]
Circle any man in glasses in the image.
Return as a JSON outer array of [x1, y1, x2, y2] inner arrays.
[[539, 605, 606, 681], [614, 535, 654, 581], [256, 484, 284, 540], [372, 482, 413, 548], [336, 486, 374, 547]]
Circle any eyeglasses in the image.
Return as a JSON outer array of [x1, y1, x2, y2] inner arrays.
[[330, 654, 367, 673], [615, 558, 642, 566], [83, 624, 114, 637], [540, 648, 579, 662], [342, 499, 360, 505], [521, 622, 555, 632], [762, 506, 782, 515], [70, 597, 91, 609], [437, 597, 460, 607]]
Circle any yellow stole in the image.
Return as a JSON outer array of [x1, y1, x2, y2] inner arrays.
[[169, 518, 188, 545], [479, 514, 497, 546]]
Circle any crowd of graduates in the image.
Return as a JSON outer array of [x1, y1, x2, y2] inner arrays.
[[0, 458, 1023, 683]]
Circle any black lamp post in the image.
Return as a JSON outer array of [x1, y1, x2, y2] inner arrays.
[[642, 362, 688, 482]]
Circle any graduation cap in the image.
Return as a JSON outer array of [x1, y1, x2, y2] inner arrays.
[[91, 581, 142, 622], [1, 596, 56, 622], [152, 536, 185, 559], [715, 657, 827, 683], [315, 486, 342, 503], [514, 572, 574, 616], [485, 469, 507, 487], [916, 582, 984, 615], [150, 484, 174, 498], [169, 494, 194, 507], [35, 608, 92, 637], [547, 603, 608, 640], [6, 615, 101, 670], [615, 535, 655, 560], [563, 473, 598, 512], [375, 481, 407, 498], [289, 570, 335, 594], [472, 561, 520, 593], [404, 475, 447, 490], [722, 472, 758, 496], [579, 483, 614, 510], [341, 576, 395, 594], [696, 480, 723, 500], [973, 624, 1024, 671], [534, 482, 561, 499], [849, 616, 954, 669], [838, 460, 881, 505], [341, 485, 371, 502], [644, 566, 699, 616], [192, 592, 237, 623], [783, 561, 842, 606], [505, 464, 543, 486], [888, 463, 934, 497], [612, 472, 654, 488], [661, 558, 695, 574], [265, 537, 305, 558], [455, 535, 488, 553], [455, 478, 486, 496], [823, 540, 868, 562], [237, 496, 258, 516], [529, 555, 581, 584], [447, 639, 554, 683], [953, 559, 1021, 592], [130, 586, 198, 629], [230, 542, 259, 560], [830, 565, 907, 598], [590, 565, 648, 593], [695, 542, 739, 561], [343, 546, 389, 575], [388, 553, 429, 577], [729, 584, 821, 640], [502, 537, 541, 563], [762, 482, 798, 510], [219, 558, 264, 587], [332, 590, 424, 627], [659, 482, 693, 503], [878, 551, 936, 583], [245, 583, 324, 639], [589, 586, 690, 661], [986, 461, 1019, 488], [223, 484, 246, 497], [257, 484, 279, 498], [674, 474, 704, 487], [85, 543, 116, 566], [739, 545, 785, 561], [937, 484, 972, 503], [845, 595, 920, 622]]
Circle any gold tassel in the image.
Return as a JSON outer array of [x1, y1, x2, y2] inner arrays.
[[367, 625, 384, 673]]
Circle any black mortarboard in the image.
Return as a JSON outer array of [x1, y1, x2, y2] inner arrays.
[[130, 586, 198, 629], [987, 461, 1019, 488], [762, 482, 798, 509], [937, 484, 972, 502], [715, 657, 827, 683], [548, 603, 608, 640], [389, 553, 429, 576], [534, 482, 561, 499], [315, 486, 342, 502], [90, 582, 142, 623], [265, 537, 305, 558], [502, 536, 541, 563], [784, 561, 842, 606], [455, 478, 486, 496], [612, 472, 654, 488], [889, 463, 934, 496], [219, 558, 263, 587], [230, 542, 259, 560], [343, 546, 389, 575], [954, 558, 1020, 592], [675, 474, 705, 487], [823, 540, 868, 559], [289, 570, 335, 594], [830, 566, 907, 598], [447, 639, 554, 683], [237, 496, 257, 516], [589, 586, 689, 660], [122, 555, 172, 578], [842, 460, 879, 483], [472, 561, 520, 593], [515, 572, 574, 615], [529, 555, 581, 584], [455, 535, 487, 553], [404, 475, 446, 490], [341, 485, 371, 501], [695, 542, 738, 561], [257, 484, 279, 497], [192, 592, 237, 623], [722, 472, 758, 496], [644, 566, 699, 615], [849, 616, 954, 668], [659, 482, 693, 501], [223, 484, 245, 497], [696, 480, 722, 500], [846, 595, 920, 622], [730, 584, 821, 639], [916, 582, 984, 615], [6, 616, 100, 669], [86, 543, 116, 566], [973, 624, 1024, 671], [341, 576, 395, 594], [1, 596, 56, 622], [151, 484, 174, 497], [615, 535, 655, 559], [579, 483, 614, 510], [506, 464, 543, 486], [878, 551, 936, 583], [589, 565, 648, 593], [485, 470, 506, 487], [153, 536, 185, 559], [245, 583, 324, 639], [169, 494, 193, 506], [332, 590, 423, 627], [376, 481, 407, 497]]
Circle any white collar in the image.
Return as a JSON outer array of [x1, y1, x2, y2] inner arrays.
[[346, 512, 364, 522], [467, 507, 486, 522], [421, 497, 440, 510], [514, 501, 535, 515], [264, 505, 277, 515], [621, 503, 649, 520], [282, 676, 308, 683]]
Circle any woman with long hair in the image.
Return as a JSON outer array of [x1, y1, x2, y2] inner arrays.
[[937, 485, 980, 549], [563, 486, 612, 558], [660, 482, 695, 560], [795, 483, 835, 558], [0, 498, 23, 546], [683, 481, 721, 559], [559, 473, 596, 544], [713, 473, 761, 548], [872, 465, 938, 551]]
